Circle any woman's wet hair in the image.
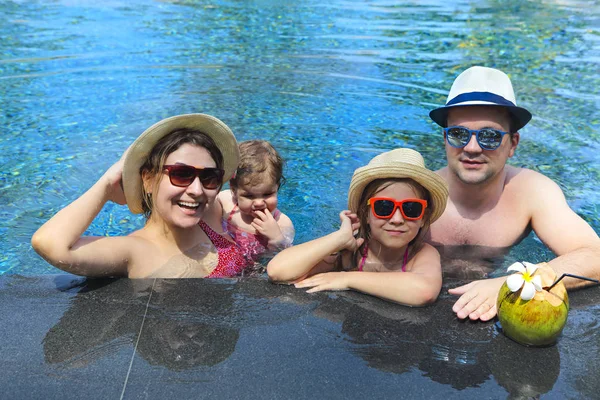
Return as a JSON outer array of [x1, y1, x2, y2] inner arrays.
[[139, 128, 224, 219], [229, 140, 285, 190], [345, 178, 433, 270]]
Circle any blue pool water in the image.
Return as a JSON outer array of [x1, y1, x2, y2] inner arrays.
[[1, 0, 599, 275]]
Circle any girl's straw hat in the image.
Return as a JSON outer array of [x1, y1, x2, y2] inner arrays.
[[122, 114, 239, 214], [429, 66, 532, 132], [348, 148, 448, 223]]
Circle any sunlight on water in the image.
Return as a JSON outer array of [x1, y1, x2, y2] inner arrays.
[[1, 0, 598, 274]]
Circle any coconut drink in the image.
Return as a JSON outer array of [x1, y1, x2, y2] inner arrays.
[[496, 262, 568, 347]]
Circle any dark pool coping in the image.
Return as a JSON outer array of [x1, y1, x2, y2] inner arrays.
[[1, 273, 599, 399]]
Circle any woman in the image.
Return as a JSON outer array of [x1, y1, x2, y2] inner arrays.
[[32, 114, 247, 278]]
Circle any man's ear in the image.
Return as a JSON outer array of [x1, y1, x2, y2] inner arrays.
[[508, 132, 520, 157]]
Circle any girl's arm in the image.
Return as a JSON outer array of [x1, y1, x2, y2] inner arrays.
[[295, 243, 442, 306], [267, 211, 362, 283], [31, 160, 132, 277]]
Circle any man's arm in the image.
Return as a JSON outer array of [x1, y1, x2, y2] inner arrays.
[[529, 171, 600, 287], [449, 170, 600, 321]]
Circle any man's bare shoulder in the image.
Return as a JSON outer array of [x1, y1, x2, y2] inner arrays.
[[435, 166, 448, 179], [504, 165, 562, 193]]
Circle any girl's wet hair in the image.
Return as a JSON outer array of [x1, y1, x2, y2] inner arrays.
[[346, 178, 433, 270], [139, 128, 224, 219], [230, 140, 285, 190]]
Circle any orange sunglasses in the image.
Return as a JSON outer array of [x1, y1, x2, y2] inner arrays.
[[367, 197, 427, 220]]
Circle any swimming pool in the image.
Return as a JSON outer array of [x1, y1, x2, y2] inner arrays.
[[1, 0, 599, 276]]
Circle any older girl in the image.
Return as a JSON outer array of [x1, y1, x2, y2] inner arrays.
[[32, 114, 247, 278], [267, 148, 449, 305]]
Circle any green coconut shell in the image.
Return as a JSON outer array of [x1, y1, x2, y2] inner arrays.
[[496, 265, 569, 347]]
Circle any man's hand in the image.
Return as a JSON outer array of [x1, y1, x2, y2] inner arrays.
[[294, 272, 350, 293], [448, 277, 505, 321]]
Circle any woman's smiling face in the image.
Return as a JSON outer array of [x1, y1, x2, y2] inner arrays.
[[146, 143, 220, 229]]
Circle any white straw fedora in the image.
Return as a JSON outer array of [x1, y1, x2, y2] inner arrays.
[[348, 148, 448, 223], [429, 66, 532, 132], [122, 114, 239, 214]]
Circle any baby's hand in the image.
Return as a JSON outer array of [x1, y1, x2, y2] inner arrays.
[[252, 209, 286, 247], [338, 211, 363, 252]]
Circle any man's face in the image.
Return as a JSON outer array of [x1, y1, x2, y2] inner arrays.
[[445, 106, 519, 185]]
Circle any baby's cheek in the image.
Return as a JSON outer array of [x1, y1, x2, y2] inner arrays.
[[267, 196, 278, 211]]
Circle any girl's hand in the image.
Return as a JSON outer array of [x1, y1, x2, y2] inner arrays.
[[102, 160, 127, 205], [294, 272, 349, 293], [252, 209, 286, 246], [338, 210, 364, 252]]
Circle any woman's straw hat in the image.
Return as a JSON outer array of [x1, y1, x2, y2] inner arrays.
[[122, 114, 239, 214], [347, 148, 448, 223], [429, 66, 532, 132]]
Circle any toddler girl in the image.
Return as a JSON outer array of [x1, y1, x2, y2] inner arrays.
[[217, 140, 294, 266]]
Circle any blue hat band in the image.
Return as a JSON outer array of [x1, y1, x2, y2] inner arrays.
[[446, 91, 516, 107]]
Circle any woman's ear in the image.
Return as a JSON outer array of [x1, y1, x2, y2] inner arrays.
[[142, 170, 154, 194]]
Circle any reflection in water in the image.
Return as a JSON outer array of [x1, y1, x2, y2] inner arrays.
[[43, 278, 241, 370], [136, 321, 238, 370], [34, 276, 600, 397], [488, 333, 560, 399], [432, 243, 513, 279], [310, 291, 561, 396]]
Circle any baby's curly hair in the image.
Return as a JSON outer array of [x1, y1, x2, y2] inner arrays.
[[230, 140, 285, 189]]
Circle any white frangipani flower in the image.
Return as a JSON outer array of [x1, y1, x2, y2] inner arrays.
[[506, 261, 543, 300]]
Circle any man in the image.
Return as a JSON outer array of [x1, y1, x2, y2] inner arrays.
[[428, 66, 600, 321]]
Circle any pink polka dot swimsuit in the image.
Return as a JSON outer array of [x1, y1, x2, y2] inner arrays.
[[222, 205, 282, 265], [199, 220, 249, 278]]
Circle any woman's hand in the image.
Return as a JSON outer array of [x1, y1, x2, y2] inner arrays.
[[338, 210, 363, 252], [102, 160, 127, 205]]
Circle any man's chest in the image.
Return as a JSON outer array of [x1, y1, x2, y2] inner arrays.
[[430, 205, 531, 247]]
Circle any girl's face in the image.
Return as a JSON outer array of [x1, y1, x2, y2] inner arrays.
[[233, 177, 279, 218], [367, 181, 425, 249], [145, 143, 219, 229]]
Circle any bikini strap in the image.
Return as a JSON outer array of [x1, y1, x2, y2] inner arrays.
[[358, 245, 368, 271], [359, 245, 408, 272], [401, 246, 409, 272]]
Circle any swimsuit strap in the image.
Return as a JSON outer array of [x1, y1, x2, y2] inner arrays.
[[402, 246, 409, 272], [226, 204, 238, 223], [358, 245, 368, 271], [199, 220, 230, 248], [359, 245, 409, 272]]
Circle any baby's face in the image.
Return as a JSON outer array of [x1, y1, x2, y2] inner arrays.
[[233, 178, 279, 218]]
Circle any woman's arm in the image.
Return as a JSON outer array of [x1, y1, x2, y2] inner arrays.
[[267, 211, 362, 283], [295, 243, 442, 306], [31, 160, 131, 277]]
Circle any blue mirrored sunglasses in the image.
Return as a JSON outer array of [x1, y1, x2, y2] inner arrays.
[[444, 126, 510, 151]]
